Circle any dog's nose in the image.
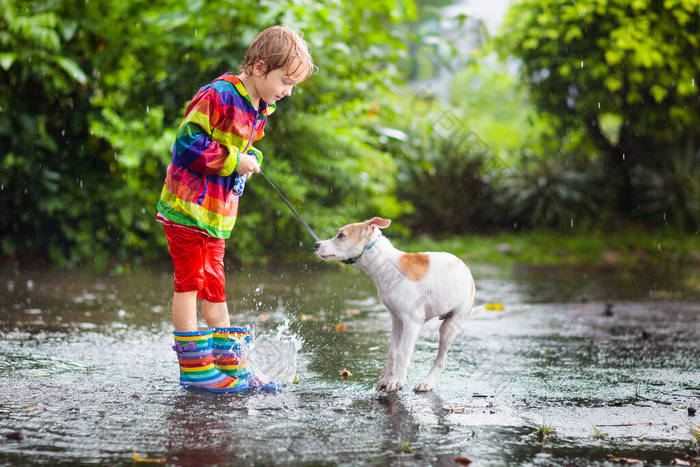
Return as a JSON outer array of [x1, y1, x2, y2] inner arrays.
[[314, 242, 320, 250]]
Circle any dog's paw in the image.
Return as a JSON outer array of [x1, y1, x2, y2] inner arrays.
[[384, 379, 405, 392], [375, 379, 388, 391], [414, 381, 433, 392]]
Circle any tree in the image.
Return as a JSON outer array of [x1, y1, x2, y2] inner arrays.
[[498, 0, 700, 214]]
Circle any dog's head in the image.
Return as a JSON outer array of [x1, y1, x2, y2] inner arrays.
[[315, 217, 391, 262]]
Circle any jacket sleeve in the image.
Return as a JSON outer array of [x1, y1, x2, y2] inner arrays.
[[246, 146, 264, 167], [171, 88, 239, 176]]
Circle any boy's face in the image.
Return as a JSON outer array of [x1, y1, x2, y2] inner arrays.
[[252, 60, 307, 105]]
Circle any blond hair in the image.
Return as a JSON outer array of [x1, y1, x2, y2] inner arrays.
[[239, 26, 316, 80]]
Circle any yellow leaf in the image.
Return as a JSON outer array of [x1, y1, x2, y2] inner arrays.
[[604, 50, 622, 65], [132, 450, 165, 463], [650, 85, 667, 103], [604, 77, 623, 92], [485, 303, 504, 311]]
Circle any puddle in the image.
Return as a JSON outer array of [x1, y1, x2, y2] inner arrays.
[[0, 263, 698, 465]]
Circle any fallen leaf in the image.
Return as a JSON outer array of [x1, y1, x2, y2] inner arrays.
[[334, 323, 348, 332], [258, 314, 270, 321], [293, 376, 299, 384], [610, 456, 644, 464], [485, 303, 504, 311], [673, 458, 692, 466], [5, 431, 24, 441], [346, 309, 360, 315], [300, 314, 318, 322], [132, 450, 165, 463], [455, 456, 472, 464], [21, 405, 38, 412], [340, 368, 352, 380]]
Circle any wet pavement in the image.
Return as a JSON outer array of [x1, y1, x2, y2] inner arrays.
[[0, 262, 699, 466]]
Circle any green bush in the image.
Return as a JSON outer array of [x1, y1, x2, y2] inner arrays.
[[492, 150, 604, 229], [387, 124, 494, 233], [633, 138, 700, 230]]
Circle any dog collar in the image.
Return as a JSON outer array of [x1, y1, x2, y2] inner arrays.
[[341, 235, 381, 265]]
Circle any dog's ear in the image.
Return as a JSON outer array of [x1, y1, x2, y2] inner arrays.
[[364, 217, 391, 229]]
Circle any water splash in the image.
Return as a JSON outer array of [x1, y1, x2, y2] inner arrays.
[[248, 321, 302, 384]]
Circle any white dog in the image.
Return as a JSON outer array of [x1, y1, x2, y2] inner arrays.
[[315, 217, 476, 392]]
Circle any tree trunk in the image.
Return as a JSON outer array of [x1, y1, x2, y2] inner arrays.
[[586, 117, 635, 214]]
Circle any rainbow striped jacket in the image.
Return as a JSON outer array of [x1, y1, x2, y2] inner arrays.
[[156, 73, 276, 238]]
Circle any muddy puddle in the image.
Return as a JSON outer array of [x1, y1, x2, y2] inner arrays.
[[1, 262, 698, 465]]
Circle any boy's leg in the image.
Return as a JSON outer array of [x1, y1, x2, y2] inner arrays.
[[202, 300, 230, 328], [172, 291, 198, 332], [163, 224, 206, 332], [200, 236, 230, 328]]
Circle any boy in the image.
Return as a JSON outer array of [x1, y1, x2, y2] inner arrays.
[[157, 26, 314, 391]]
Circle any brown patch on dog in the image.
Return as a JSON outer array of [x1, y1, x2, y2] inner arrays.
[[398, 253, 430, 281], [343, 223, 366, 248]]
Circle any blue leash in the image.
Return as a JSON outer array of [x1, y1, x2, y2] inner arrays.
[[259, 170, 320, 243]]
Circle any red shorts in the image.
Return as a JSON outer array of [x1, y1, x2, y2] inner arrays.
[[163, 224, 226, 303]]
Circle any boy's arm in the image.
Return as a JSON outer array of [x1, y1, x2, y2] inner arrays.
[[171, 89, 240, 176]]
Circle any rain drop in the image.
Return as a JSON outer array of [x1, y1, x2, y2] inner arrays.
[[693, 78, 695, 87], [80, 179, 83, 189], [580, 61, 584, 68], [146, 106, 150, 113], [622, 153, 625, 161], [663, 212, 666, 221], [597, 102, 600, 109], [570, 218, 574, 228]]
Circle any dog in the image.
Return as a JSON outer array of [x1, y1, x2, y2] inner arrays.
[[315, 217, 476, 392]]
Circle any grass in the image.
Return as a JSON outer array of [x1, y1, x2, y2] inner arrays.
[[535, 424, 556, 440], [692, 424, 700, 445], [592, 425, 609, 439], [393, 228, 700, 268]]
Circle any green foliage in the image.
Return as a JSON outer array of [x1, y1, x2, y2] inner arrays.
[[498, 0, 700, 214], [391, 123, 493, 233], [0, 0, 416, 267], [494, 149, 603, 229], [632, 139, 700, 230], [2, 0, 698, 269], [450, 62, 551, 162]]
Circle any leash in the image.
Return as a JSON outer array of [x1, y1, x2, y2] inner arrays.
[[259, 170, 320, 243]]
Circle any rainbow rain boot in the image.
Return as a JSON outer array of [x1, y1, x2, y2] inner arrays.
[[173, 329, 248, 392], [213, 326, 284, 392]]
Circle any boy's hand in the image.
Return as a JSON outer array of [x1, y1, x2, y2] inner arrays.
[[236, 153, 261, 176]]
